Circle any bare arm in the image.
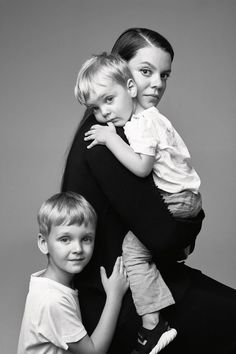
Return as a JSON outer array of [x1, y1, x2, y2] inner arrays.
[[84, 123, 155, 177], [68, 257, 128, 354]]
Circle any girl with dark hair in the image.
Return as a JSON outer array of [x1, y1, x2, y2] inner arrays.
[[61, 28, 236, 354]]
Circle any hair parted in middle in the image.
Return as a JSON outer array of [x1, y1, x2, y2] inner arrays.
[[37, 192, 97, 238], [74, 52, 134, 105], [111, 27, 174, 62]]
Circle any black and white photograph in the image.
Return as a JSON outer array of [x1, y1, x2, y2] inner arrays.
[[1, 1, 236, 353]]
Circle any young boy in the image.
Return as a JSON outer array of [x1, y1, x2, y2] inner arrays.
[[17, 192, 128, 354], [75, 53, 202, 353]]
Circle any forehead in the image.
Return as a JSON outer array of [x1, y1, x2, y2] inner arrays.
[[87, 74, 123, 105], [128, 46, 172, 71], [50, 223, 95, 236]]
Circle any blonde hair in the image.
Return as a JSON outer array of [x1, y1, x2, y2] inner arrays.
[[75, 52, 133, 105], [38, 192, 97, 237]]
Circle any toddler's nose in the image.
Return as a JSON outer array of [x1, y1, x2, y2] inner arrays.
[[100, 106, 110, 119]]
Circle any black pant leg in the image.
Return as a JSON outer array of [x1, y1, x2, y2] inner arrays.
[[162, 267, 236, 354]]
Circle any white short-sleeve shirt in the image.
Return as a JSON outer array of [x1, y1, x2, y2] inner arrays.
[[17, 270, 87, 354], [124, 107, 201, 194]]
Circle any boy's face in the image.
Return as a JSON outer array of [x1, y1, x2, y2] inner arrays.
[[86, 74, 136, 127], [41, 223, 95, 282]]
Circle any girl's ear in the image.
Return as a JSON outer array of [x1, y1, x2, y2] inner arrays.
[[38, 233, 49, 255], [127, 78, 137, 98]]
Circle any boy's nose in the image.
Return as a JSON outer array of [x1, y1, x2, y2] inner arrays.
[[72, 241, 83, 253]]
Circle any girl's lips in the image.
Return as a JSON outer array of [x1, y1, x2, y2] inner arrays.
[[145, 94, 159, 99], [144, 94, 160, 104]]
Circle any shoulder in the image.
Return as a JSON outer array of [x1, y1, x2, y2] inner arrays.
[[31, 284, 76, 316]]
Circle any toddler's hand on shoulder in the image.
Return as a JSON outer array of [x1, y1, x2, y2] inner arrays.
[[100, 256, 129, 299], [84, 122, 116, 149]]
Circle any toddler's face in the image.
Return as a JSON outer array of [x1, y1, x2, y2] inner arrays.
[[45, 223, 95, 281], [86, 75, 135, 127], [127, 46, 172, 109]]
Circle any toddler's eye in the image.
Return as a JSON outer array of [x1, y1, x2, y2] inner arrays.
[[106, 96, 114, 104], [60, 237, 70, 244], [140, 68, 152, 76]]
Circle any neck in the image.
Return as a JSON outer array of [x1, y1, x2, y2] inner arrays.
[[42, 264, 74, 288], [132, 99, 145, 115]]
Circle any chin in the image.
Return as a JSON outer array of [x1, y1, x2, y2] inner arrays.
[[140, 99, 157, 109], [144, 103, 157, 109]]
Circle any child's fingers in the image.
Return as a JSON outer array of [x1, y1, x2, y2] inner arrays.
[[115, 256, 126, 274], [84, 130, 96, 137], [112, 256, 121, 272], [84, 135, 93, 141], [107, 122, 115, 128], [119, 257, 124, 273], [91, 124, 102, 130], [87, 140, 97, 149], [100, 266, 108, 284]]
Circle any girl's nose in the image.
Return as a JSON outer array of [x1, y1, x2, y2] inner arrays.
[[150, 73, 163, 89]]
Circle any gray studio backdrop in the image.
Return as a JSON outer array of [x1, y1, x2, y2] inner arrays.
[[1, 0, 236, 352]]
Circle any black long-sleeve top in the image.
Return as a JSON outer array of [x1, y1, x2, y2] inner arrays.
[[61, 111, 205, 352]]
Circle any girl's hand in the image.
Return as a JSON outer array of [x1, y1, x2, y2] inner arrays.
[[84, 122, 116, 149], [100, 257, 129, 300]]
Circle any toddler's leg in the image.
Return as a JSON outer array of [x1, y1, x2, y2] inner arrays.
[[123, 232, 177, 353], [122, 231, 175, 317]]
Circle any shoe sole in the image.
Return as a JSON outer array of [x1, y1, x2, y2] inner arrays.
[[149, 328, 177, 354]]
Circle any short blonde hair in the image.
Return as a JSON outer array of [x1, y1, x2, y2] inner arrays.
[[75, 52, 133, 105], [37, 192, 97, 237]]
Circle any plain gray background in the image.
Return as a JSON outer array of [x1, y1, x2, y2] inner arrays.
[[1, 0, 236, 352]]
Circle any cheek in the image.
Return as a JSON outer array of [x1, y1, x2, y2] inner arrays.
[[94, 113, 106, 123], [160, 82, 167, 96], [136, 77, 148, 93], [85, 244, 94, 257]]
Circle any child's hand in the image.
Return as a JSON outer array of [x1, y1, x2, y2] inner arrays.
[[100, 256, 129, 300], [84, 122, 116, 149]]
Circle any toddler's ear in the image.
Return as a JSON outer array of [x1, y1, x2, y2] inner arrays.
[[38, 233, 49, 255], [127, 78, 137, 98]]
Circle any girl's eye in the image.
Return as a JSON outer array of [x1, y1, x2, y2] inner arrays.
[[106, 96, 114, 104], [161, 73, 170, 81], [140, 68, 152, 76]]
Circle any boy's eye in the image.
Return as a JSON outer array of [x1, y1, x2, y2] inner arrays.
[[106, 96, 114, 104], [140, 68, 152, 76], [92, 106, 99, 112], [82, 235, 94, 244]]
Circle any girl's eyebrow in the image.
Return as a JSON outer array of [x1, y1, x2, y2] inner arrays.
[[139, 61, 171, 73], [139, 61, 156, 68]]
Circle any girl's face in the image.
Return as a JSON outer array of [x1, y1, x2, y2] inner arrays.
[[127, 46, 172, 109]]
